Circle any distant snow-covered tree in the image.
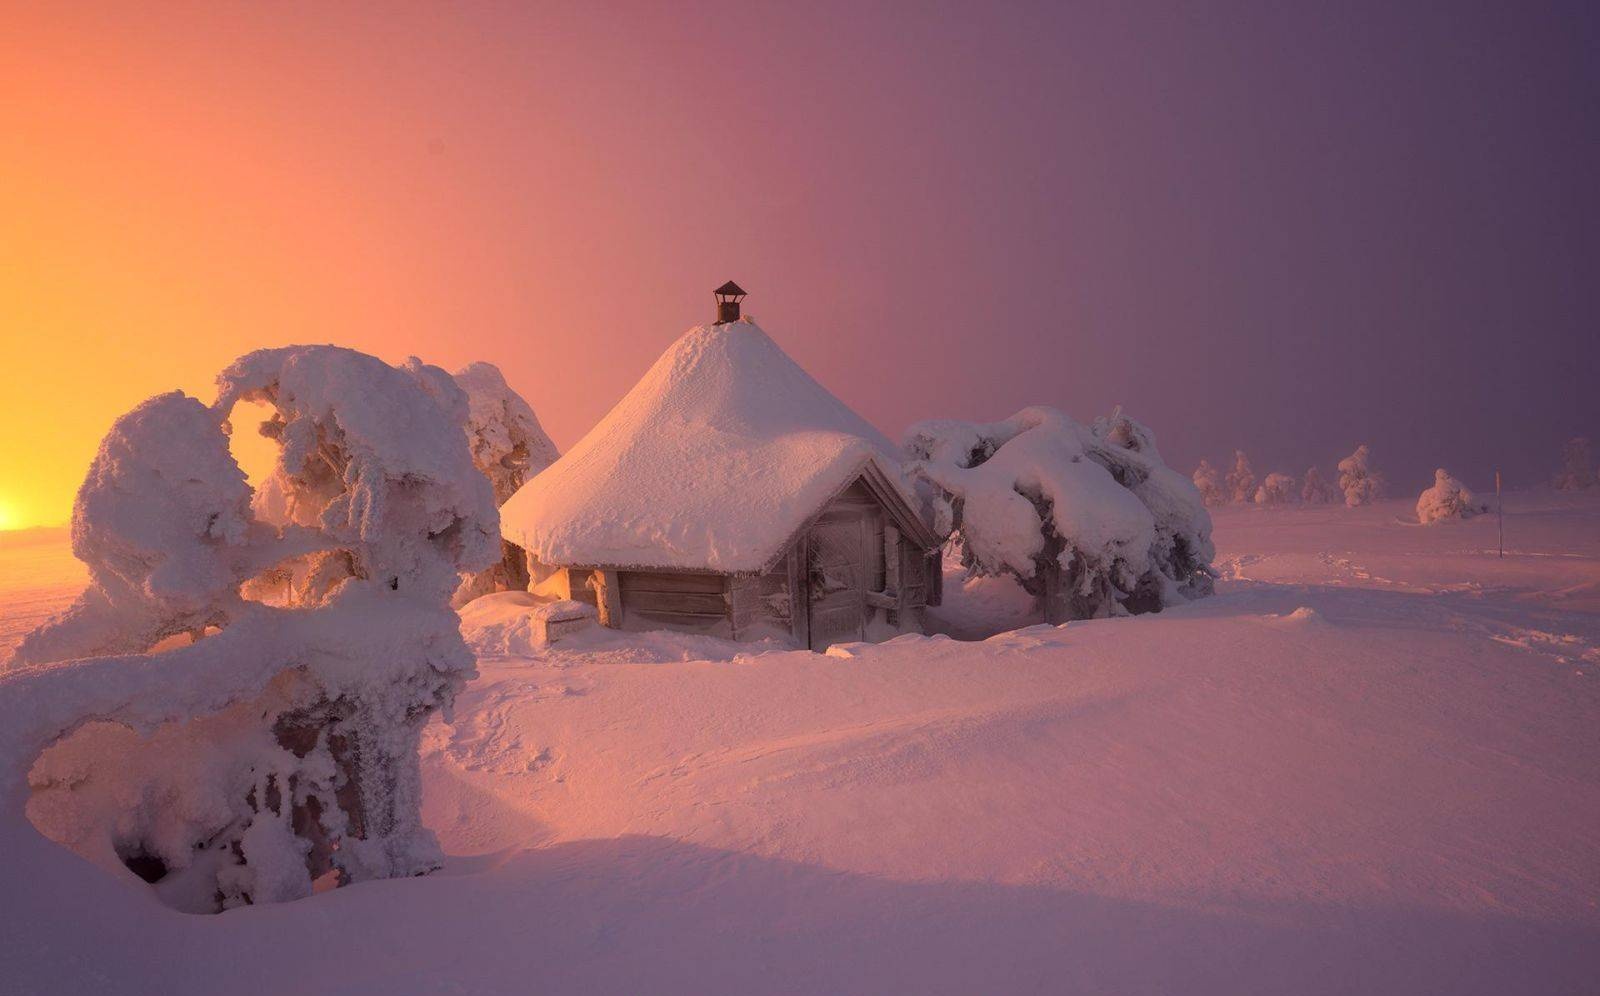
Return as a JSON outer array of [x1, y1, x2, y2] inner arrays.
[[1254, 472, 1298, 506], [1417, 468, 1487, 524], [1192, 459, 1225, 507], [906, 408, 1215, 623], [1226, 450, 1257, 504], [1554, 437, 1595, 491], [1301, 465, 1335, 504], [1337, 444, 1387, 507]]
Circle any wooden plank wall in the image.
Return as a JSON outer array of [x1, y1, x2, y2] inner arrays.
[[616, 570, 733, 638], [559, 476, 942, 647]]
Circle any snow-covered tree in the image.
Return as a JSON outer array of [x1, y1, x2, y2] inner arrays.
[[1226, 450, 1256, 504], [445, 362, 560, 604], [1254, 472, 1298, 506], [905, 407, 1214, 623], [12, 345, 498, 912], [1192, 459, 1225, 507], [1417, 468, 1487, 524], [1301, 465, 1335, 504], [1337, 444, 1386, 507], [11, 394, 325, 666], [1554, 437, 1595, 491], [453, 362, 560, 503]]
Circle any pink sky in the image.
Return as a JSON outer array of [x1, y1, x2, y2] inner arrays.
[[3, 2, 1597, 526]]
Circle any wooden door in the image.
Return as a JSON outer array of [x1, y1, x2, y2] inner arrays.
[[806, 511, 868, 649]]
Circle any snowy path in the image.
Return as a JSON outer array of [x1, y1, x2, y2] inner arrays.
[[3, 495, 1599, 994]]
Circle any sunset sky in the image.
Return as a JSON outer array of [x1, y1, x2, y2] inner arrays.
[[3, 2, 1597, 530]]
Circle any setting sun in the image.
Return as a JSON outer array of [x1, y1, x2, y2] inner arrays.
[[0, 497, 21, 531]]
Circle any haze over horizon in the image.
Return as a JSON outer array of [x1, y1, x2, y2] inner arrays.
[[3, 1, 1598, 528]]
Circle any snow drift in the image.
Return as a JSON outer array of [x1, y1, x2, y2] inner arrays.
[[905, 407, 1214, 621]]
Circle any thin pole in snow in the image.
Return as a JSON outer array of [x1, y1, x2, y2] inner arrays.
[[1496, 470, 1503, 558]]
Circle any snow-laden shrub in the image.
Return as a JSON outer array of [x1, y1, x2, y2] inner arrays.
[[7, 345, 498, 912], [1192, 459, 1225, 507], [1417, 468, 1487, 524], [1301, 465, 1335, 504], [1254, 472, 1298, 506], [447, 362, 560, 605], [1337, 444, 1387, 507], [905, 407, 1214, 622], [1226, 450, 1256, 504], [1554, 437, 1595, 491]]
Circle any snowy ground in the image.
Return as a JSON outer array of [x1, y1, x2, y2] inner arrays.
[[2, 493, 1599, 994]]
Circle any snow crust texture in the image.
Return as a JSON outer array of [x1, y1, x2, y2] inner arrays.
[[905, 407, 1214, 619], [5, 344, 498, 912]]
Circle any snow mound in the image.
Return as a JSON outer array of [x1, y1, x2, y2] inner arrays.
[[1275, 606, 1330, 627], [459, 591, 597, 656], [500, 319, 911, 573], [1417, 469, 1486, 524], [926, 560, 1041, 639], [824, 632, 950, 659]]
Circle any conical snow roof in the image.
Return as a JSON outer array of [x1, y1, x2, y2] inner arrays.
[[500, 319, 911, 573]]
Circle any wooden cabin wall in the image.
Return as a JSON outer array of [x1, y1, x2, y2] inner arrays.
[[544, 476, 942, 649], [614, 570, 733, 638]]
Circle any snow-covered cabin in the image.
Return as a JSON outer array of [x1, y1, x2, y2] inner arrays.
[[499, 313, 941, 650]]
